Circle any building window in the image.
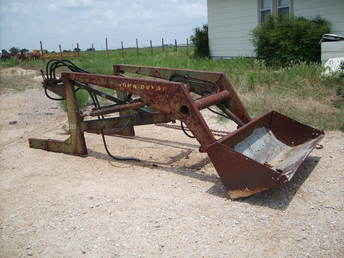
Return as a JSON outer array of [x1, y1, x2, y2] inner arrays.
[[259, 0, 292, 23], [260, 0, 272, 23], [278, 0, 290, 17]]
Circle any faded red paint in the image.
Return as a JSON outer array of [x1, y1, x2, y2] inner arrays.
[[29, 65, 324, 199]]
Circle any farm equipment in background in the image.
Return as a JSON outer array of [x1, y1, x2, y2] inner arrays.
[[1, 49, 42, 62], [42, 52, 80, 60], [29, 60, 324, 198]]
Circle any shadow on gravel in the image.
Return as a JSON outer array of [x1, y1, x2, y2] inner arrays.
[[89, 147, 320, 211], [88, 149, 219, 183], [206, 156, 320, 210], [235, 156, 320, 210]]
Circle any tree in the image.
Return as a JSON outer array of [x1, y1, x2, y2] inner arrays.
[[9, 47, 20, 55], [1, 49, 10, 60], [191, 24, 210, 58]]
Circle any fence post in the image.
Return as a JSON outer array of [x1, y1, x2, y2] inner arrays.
[[162, 38, 164, 52], [175, 39, 177, 52], [150, 40, 153, 55], [59, 44, 62, 57], [40, 41, 43, 55], [121, 41, 124, 57], [105, 37, 108, 54], [136, 38, 139, 56]]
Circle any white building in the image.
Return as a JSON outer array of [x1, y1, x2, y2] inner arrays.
[[207, 0, 344, 58]]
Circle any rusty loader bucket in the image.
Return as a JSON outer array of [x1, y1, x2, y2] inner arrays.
[[206, 111, 324, 198], [29, 63, 324, 199]]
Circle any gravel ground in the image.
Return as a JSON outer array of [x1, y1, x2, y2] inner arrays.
[[0, 68, 343, 257]]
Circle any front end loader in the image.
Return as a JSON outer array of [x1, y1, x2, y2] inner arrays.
[[29, 60, 324, 198]]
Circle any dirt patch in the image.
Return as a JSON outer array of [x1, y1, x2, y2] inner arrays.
[[0, 67, 41, 94], [0, 67, 38, 77], [0, 70, 64, 148], [0, 68, 343, 257]]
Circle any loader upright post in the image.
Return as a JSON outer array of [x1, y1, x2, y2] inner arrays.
[[29, 79, 87, 155]]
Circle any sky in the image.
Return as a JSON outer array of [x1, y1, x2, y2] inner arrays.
[[0, 0, 207, 52]]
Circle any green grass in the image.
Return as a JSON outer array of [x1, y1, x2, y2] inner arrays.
[[1, 47, 343, 131]]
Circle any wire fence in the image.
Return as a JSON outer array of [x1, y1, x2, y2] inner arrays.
[[40, 37, 193, 59]]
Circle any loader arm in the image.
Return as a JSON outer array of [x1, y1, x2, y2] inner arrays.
[[113, 64, 251, 125]]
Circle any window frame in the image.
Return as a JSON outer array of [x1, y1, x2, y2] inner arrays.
[[277, 0, 290, 16], [258, 0, 293, 24], [259, 0, 273, 23]]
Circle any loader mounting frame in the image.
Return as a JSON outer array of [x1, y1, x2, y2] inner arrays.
[[29, 64, 324, 199]]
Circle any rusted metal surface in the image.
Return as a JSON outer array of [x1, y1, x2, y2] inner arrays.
[[86, 102, 145, 117], [113, 64, 251, 125], [61, 72, 217, 148], [113, 64, 224, 82], [30, 65, 325, 199], [43, 79, 125, 104], [194, 91, 230, 110], [116, 89, 136, 136], [207, 111, 324, 198]]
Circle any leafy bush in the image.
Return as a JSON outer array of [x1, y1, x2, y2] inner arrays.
[[191, 24, 210, 58], [251, 16, 331, 66]]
